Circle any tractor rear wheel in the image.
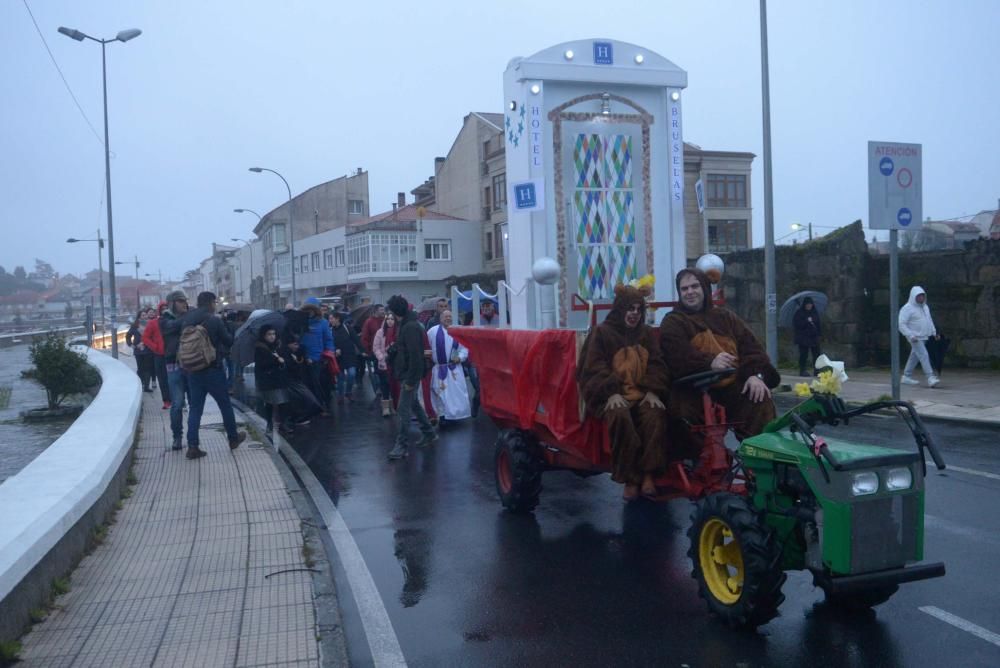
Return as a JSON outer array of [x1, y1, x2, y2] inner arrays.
[[495, 429, 543, 513], [821, 584, 898, 611], [688, 493, 786, 629]]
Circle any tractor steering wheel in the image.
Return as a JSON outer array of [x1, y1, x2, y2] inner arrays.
[[673, 367, 737, 391]]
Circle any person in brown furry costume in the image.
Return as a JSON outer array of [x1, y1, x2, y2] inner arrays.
[[578, 284, 669, 500], [659, 268, 780, 456]]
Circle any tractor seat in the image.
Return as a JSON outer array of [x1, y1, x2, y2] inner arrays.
[[673, 368, 736, 391]]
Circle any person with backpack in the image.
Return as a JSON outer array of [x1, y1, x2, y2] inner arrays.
[[386, 295, 437, 460], [173, 291, 247, 459]]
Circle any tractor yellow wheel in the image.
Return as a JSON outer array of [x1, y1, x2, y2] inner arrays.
[[698, 518, 745, 604], [688, 493, 786, 629]]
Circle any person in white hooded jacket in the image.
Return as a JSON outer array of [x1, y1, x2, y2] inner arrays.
[[898, 286, 939, 387]]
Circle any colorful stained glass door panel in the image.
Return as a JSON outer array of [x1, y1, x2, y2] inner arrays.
[[574, 134, 604, 188], [574, 191, 606, 243], [605, 135, 632, 188]]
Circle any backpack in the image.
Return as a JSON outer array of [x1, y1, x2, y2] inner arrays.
[[178, 324, 216, 372]]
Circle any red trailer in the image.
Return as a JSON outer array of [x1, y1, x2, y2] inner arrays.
[[449, 323, 746, 513]]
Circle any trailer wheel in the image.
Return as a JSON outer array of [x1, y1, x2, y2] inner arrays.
[[495, 429, 542, 513], [821, 584, 898, 611], [688, 493, 786, 629]]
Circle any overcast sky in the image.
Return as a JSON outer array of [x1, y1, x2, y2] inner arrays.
[[4, 0, 998, 282]]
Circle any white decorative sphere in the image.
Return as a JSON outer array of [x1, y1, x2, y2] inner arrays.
[[695, 253, 725, 279], [531, 257, 561, 285]]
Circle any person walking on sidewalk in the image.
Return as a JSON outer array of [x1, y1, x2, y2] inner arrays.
[[372, 311, 397, 417], [329, 311, 361, 403], [159, 291, 190, 449], [254, 325, 292, 437], [172, 291, 247, 459], [142, 302, 172, 409], [898, 286, 940, 388], [793, 296, 823, 377], [386, 295, 437, 460], [126, 308, 155, 392]]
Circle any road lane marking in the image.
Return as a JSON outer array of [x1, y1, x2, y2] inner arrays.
[[919, 606, 1000, 648], [945, 465, 1000, 482], [924, 514, 1000, 548], [280, 438, 407, 668]]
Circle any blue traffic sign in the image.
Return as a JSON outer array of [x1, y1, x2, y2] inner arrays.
[[897, 207, 913, 226], [514, 182, 537, 210], [879, 157, 894, 176]]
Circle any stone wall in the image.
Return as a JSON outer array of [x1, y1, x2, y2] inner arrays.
[[718, 223, 1000, 368]]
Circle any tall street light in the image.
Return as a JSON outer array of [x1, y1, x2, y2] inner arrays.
[[115, 255, 140, 313], [66, 230, 106, 340], [58, 25, 142, 359], [233, 209, 262, 305], [248, 168, 296, 305], [759, 0, 778, 365]]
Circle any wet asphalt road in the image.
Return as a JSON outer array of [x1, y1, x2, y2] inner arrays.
[[290, 391, 1000, 667]]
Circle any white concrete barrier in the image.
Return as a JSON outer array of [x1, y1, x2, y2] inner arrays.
[[0, 347, 141, 605]]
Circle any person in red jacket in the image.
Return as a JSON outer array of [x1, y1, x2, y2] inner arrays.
[[360, 304, 385, 398], [142, 301, 171, 409]]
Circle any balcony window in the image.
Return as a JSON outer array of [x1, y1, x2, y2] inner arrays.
[[492, 173, 507, 211], [299, 255, 309, 273], [273, 224, 287, 251], [348, 199, 364, 215], [277, 257, 291, 279], [323, 248, 334, 269], [706, 174, 747, 208], [311, 251, 320, 272], [424, 240, 452, 261], [335, 246, 345, 267], [707, 219, 749, 253], [347, 232, 417, 275], [494, 222, 506, 259]]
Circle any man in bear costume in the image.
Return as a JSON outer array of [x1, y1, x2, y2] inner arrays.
[[579, 283, 669, 500], [659, 268, 780, 454]]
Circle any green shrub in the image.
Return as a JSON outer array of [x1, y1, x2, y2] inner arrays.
[[24, 333, 100, 409]]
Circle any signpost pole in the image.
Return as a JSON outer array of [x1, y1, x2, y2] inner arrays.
[[889, 229, 900, 399]]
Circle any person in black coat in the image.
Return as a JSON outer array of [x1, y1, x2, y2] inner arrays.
[[254, 325, 291, 436], [793, 296, 823, 376], [281, 335, 323, 425], [329, 311, 361, 403]]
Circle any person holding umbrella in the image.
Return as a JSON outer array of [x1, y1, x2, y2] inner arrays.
[[793, 296, 823, 377]]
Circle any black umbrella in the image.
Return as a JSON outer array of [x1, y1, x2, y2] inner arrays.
[[232, 310, 286, 368], [926, 336, 950, 375], [779, 291, 828, 328]]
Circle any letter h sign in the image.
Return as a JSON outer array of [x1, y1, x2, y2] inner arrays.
[[593, 42, 613, 65], [514, 183, 537, 210]]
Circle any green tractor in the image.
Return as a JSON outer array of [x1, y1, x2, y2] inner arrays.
[[689, 389, 947, 629]]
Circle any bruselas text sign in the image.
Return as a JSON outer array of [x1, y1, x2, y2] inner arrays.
[[868, 141, 922, 230]]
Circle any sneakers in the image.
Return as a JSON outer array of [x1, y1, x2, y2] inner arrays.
[[928, 376, 940, 388], [901, 376, 920, 386], [162, 401, 171, 410], [186, 447, 207, 460], [229, 431, 247, 450], [416, 431, 439, 448], [387, 443, 409, 460], [171, 437, 183, 451], [381, 400, 392, 417]]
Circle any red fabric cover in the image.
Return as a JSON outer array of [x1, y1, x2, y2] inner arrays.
[[321, 349, 340, 380], [449, 327, 608, 465]]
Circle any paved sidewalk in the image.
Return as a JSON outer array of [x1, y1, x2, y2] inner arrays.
[[17, 378, 323, 667], [778, 367, 1000, 426]]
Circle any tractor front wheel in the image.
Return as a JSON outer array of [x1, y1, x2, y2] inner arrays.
[[495, 429, 543, 513], [688, 493, 786, 629]]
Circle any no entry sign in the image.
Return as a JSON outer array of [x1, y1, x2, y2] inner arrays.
[[868, 141, 922, 230]]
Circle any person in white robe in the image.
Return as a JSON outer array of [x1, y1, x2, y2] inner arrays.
[[426, 310, 471, 420]]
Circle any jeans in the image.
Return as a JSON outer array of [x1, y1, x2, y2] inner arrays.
[[167, 366, 187, 439], [186, 365, 239, 447], [337, 365, 357, 397], [154, 355, 170, 403], [904, 339, 935, 379], [798, 345, 821, 374], [395, 382, 434, 447], [223, 356, 235, 390]]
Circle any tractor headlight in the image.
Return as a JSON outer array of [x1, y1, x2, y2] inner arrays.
[[885, 467, 913, 491], [851, 471, 879, 496]]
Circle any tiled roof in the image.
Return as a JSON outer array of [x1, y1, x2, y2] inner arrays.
[[350, 204, 467, 228]]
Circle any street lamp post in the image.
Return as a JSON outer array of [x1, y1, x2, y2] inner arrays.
[[144, 270, 163, 301], [58, 25, 142, 359], [759, 0, 778, 364], [66, 230, 106, 342], [248, 168, 296, 305], [116, 255, 140, 313], [233, 208, 262, 306]]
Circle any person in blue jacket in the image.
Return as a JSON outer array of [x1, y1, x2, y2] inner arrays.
[[298, 297, 335, 409]]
